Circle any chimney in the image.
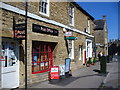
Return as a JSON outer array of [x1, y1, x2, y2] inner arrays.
[[103, 16, 106, 20]]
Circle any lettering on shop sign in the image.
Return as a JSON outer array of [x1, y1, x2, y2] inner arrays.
[[13, 23, 25, 39], [32, 24, 59, 36]]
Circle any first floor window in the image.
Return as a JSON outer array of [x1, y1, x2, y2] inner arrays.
[[32, 41, 53, 74], [87, 19, 90, 33], [69, 4, 74, 26], [39, 0, 49, 16]]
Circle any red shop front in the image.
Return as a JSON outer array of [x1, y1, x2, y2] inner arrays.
[[32, 41, 56, 74]]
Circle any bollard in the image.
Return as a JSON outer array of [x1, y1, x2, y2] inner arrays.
[[100, 56, 107, 73]]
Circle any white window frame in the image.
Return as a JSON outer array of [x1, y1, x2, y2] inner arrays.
[[87, 19, 90, 33], [69, 40, 74, 59], [86, 39, 92, 58], [69, 4, 74, 26], [79, 45, 82, 60], [39, 0, 50, 17]]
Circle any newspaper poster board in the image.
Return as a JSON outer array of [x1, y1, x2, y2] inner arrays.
[[50, 66, 60, 80]]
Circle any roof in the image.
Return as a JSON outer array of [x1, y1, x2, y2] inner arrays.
[[94, 20, 105, 30], [72, 2, 94, 21]]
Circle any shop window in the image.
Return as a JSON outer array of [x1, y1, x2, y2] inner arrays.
[[39, 0, 49, 17], [32, 41, 53, 74]]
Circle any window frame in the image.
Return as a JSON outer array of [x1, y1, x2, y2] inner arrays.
[[86, 39, 92, 58], [69, 40, 74, 59], [32, 41, 53, 74], [79, 45, 82, 60], [69, 4, 74, 26], [39, 0, 50, 17]]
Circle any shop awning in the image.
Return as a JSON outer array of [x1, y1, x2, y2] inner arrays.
[[64, 37, 77, 40]]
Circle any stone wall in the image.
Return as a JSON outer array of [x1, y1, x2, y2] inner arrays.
[[1, 1, 95, 87]]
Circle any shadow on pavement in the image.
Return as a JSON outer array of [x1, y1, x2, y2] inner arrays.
[[93, 69, 101, 73], [49, 72, 108, 87]]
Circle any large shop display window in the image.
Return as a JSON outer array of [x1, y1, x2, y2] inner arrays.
[[32, 41, 53, 74]]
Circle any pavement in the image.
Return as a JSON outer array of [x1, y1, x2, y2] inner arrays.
[[26, 60, 119, 89], [100, 59, 120, 89]]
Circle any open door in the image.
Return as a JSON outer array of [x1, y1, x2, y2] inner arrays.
[[1, 39, 19, 88]]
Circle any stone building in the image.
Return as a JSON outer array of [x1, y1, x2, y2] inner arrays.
[[0, 1, 95, 88], [94, 16, 108, 57]]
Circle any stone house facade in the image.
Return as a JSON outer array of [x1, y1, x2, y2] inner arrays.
[[94, 16, 108, 57], [0, 1, 95, 88]]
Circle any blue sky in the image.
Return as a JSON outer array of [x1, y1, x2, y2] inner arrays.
[[76, 2, 118, 41]]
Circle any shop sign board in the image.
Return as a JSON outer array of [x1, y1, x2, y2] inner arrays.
[[32, 24, 59, 36], [65, 58, 71, 72], [13, 23, 25, 39], [50, 66, 60, 79], [65, 32, 72, 36]]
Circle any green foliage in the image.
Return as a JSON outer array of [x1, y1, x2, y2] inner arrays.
[[93, 57, 96, 63], [87, 58, 92, 64]]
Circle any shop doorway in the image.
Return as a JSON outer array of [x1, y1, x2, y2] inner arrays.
[[1, 39, 19, 88]]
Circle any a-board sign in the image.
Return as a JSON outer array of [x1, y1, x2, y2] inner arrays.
[[50, 66, 60, 80], [65, 58, 71, 72]]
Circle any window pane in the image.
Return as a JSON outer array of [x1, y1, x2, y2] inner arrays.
[[44, 3, 47, 14]]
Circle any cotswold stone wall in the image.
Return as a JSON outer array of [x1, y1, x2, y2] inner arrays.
[[1, 1, 94, 87]]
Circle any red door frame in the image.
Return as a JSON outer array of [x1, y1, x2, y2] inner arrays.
[[84, 51, 87, 64]]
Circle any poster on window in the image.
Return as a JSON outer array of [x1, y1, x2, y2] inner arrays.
[[41, 62, 44, 67], [45, 62, 48, 66], [34, 56, 37, 65]]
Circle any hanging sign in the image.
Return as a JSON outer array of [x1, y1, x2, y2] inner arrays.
[[13, 23, 25, 39], [65, 32, 72, 36], [64, 37, 77, 40]]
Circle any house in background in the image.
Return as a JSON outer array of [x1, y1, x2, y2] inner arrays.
[[94, 16, 108, 57]]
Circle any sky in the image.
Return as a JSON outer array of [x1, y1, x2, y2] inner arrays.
[[75, 2, 119, 41]]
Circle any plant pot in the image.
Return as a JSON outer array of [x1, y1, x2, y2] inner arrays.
[[92, 63, 96, 65], [87, 64, 91, 67]]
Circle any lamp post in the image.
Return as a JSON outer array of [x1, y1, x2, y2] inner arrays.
[[25, 0, 28, 89]]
